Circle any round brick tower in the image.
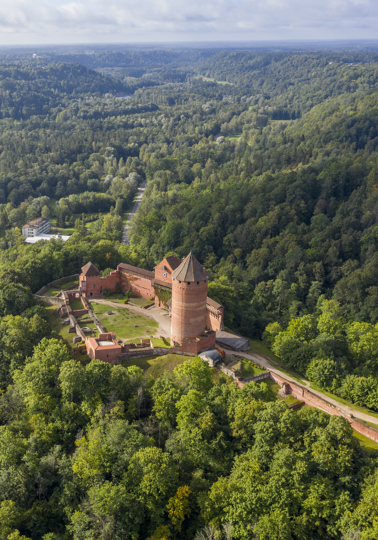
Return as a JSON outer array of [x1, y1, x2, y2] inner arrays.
[[170, 253, 209, 345]]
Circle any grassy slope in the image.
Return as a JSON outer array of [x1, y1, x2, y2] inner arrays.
[[128, 297, 154, 307], [235, 359, 265, 378], [122, 354, 187, 378], [248, 339, 305, 383], [44, 279, 79, 297]]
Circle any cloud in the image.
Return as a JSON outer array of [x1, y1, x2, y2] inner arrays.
[[0, 0, 378, 43]]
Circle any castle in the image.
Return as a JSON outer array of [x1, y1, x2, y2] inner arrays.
[[78, 253, 224, 357]]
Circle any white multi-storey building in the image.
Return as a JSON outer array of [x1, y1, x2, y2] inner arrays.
[[22, 217, 51, 239]]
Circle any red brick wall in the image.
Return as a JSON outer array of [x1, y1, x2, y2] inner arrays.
[[86, 339, 122, 364], [80, 271, 120, 297], [72, 309, 88, 317], [206, 306, 224, 332], [91, 347, 121, 364], [120, 271, 155, 299], [154, 258, 174, 285], [155, 298, 167, 308], [268, 372, 378, 444], [171, 279, 208, 343], [177, 333, 216, 354]]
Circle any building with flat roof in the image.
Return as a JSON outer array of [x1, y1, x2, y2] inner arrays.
[[22, 217, 51, 239]]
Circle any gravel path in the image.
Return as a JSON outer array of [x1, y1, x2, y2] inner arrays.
[[226, 349, 378, 426]]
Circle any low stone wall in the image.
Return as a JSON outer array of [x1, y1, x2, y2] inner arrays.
[[72, 309, 88, 317], [219, 364, 238, 379], [34, 274, 79, 296], [240, 371, 270, 383], [120, 349, 155, 360], [75, 324, 86, 342]]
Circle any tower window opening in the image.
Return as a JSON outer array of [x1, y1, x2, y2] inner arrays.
[[197, 282, 199, 285], [187, 282, 190, 285]]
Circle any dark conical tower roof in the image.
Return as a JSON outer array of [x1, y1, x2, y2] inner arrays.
[[171, 253, 208, 282]]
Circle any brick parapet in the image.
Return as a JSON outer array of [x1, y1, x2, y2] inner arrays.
[[259, 372, 378, 444], [120, 270, 155, 299]]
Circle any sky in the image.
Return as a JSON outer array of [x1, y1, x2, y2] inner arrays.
[[0, 0, 377, 45]]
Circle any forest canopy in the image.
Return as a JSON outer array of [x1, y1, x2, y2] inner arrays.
[[0, 48, 378, 539]]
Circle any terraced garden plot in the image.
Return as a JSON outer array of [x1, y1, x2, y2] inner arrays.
[[70, 298, 85, 311], [92, 302, 158, 340]]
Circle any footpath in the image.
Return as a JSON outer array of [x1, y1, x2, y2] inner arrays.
[[122, 180, 147, 244], [226, 349, 378, 428]]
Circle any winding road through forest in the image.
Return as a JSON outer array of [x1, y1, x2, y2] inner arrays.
[[122, 180, 147, 244]]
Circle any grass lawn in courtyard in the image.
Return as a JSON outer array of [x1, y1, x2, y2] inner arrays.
[[91, 302, 158, 340], [44, 279, 79, 297], [150, 337, 172, 348], [101, 294, 127, 303], [70, 298, 85, 311]]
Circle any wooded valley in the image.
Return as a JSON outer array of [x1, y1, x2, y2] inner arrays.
[[0, 46, 378, 539]]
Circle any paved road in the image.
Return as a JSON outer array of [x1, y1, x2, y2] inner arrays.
[[122, 180, 147, 244], [90, 298, 171, 337], [226, 349, 378, 427]]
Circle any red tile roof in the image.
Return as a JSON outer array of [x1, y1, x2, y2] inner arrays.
[[207, 297, 223, 310], [118, 263, 154, 279]]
